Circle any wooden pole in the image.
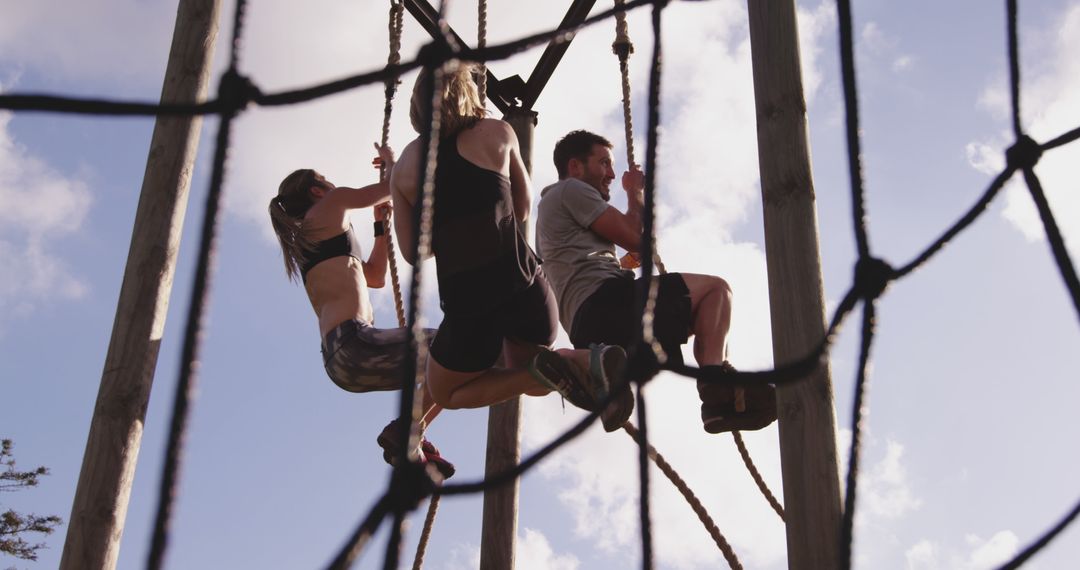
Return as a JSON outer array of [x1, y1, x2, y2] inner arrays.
[[59, 1, 220, 568], [479, 107, 537, 570], [745, 1, 843, 568]]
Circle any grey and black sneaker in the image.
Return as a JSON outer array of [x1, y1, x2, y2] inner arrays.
[[529, 346, 624, 412], [592, 344, 634, 432]]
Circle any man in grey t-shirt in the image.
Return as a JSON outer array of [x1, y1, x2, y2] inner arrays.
[[536, 130, 776, 434]]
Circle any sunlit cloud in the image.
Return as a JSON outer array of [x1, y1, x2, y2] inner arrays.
[[971, 3, 1080, 254], [0, 0, 173, 86], [903, 530, 1019, 569], [0, 111, 91, 325]]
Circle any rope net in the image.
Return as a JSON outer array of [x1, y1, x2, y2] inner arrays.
[[4, 0, 1079, 568]]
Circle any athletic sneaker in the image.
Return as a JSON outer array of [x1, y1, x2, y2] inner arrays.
[[600, 383, 635, 432], [594, 344, 634, 432], [376, 419, 457, 480], [698, 362, 777, 434], [529, 345, 625, 413]]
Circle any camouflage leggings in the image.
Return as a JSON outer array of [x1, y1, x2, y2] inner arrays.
[[321, 319, 435, 393]]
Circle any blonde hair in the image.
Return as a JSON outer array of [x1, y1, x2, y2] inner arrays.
[[409, 63, 487, 137], [269, 169, 318, 282]]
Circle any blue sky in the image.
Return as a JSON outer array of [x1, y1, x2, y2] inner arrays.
[[2, 1, 1079, 569]]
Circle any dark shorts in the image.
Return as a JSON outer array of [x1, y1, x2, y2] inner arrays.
[[569, 273, 692, 365], [321, 319, 436, 393], [429, 275, 559, 373]]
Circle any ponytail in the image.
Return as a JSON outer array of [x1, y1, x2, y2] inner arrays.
[[269, 169, 317, 282]]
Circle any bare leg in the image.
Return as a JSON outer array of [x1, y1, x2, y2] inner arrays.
[[418, 386, 442, 427], [680, 273, 733, 366], [427, 344, 593, 409], [427, 354, 547, 409]]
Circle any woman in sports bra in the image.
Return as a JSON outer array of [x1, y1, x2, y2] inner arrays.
[[390, 63, 631, 422], [269, 150, 454, 479]]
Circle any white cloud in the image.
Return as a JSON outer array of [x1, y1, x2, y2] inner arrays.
[[797, 3, 836, 106], [518, 528, 581, 570], [964, 531, 1020, 568], [0, 0, 174, 85], [429, 528, 578, 570], [859, 440, 922, 520], [903, 531, 1019, 570], [523, 378, 787, 570], [856, 20, 915, 79], [905, 539, 937, 569], [0, 111, 92, 324], [973, 3, 1080, 253]]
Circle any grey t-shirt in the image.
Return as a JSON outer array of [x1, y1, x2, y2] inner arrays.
[[536, 177, 631, 332]]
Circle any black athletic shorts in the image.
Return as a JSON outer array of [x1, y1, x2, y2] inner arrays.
[[429, 275, 559, 372], [569, 272, 692, 365]]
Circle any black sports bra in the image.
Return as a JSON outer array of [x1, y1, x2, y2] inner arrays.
[[301, 226, 363, 283]]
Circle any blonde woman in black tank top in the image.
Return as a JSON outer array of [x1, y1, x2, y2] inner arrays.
[[390, 64, 632, 437]]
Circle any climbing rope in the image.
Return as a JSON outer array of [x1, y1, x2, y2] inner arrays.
[[477, 0, 488, 107], [412, 494, 441, 570], [7, 0, 1078, 568], [622, 422, 742, 569], [381, 0, 407, 328], [612, 0, 666, 276], [732, 432, 785, 520], [612, 0, 781, 524], [377, 2, 444, 568]]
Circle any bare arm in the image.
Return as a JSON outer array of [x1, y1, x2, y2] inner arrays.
[[362, 203, 391, 288], [506, 125, 532, 223], [389, 139, 423, 265], [588, 165, 645, 251], [320, 144, 395, 211]]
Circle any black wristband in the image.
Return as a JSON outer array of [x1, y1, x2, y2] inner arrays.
[[373, 220, 385, 237]]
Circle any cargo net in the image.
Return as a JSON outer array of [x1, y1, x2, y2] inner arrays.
[[4, 0, 1078, 568]]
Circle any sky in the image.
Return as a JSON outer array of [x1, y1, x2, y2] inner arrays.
[[1, 0, 1079, 569]]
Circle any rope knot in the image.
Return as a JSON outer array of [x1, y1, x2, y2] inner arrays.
[[853, 257, 895, 301], [416, 39, 457, 71], [1005, 135, 1043, 171], [216, 69, 260, 115], [627, 344, 661, 387], [387, 460, 438, 514]]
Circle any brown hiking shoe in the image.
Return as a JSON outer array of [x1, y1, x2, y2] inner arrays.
[[698, 362, 777, 434]]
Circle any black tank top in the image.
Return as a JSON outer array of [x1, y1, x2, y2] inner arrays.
[[300, 226, 363, 284], [432, 133, 540, 315]]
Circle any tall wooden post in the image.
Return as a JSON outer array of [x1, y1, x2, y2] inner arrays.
[[59, 1, 221, 568], [479, 107, 537, 570], [745, 1, 843, 568]]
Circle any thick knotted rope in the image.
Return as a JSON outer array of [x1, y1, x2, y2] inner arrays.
[[622, 422, 743, 569], [381, 0, 407, 328]]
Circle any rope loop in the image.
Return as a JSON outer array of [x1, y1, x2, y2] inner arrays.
[[627, 344, 662, 386], [1006, 134, 1043, 171], [216, 68, 261, 115], [853, 256, 895, 302], [388, 462, 439, 514]]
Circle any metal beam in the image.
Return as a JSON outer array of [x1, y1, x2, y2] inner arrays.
[[519, 0, 597, 110], [402, 0, 513, 113], [402, 0, 598, 113]]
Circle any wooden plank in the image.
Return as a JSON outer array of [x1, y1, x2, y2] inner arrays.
[[58, 1, 221, 568], [479, 107, 537, 570], [745, 0, 844, 568]]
